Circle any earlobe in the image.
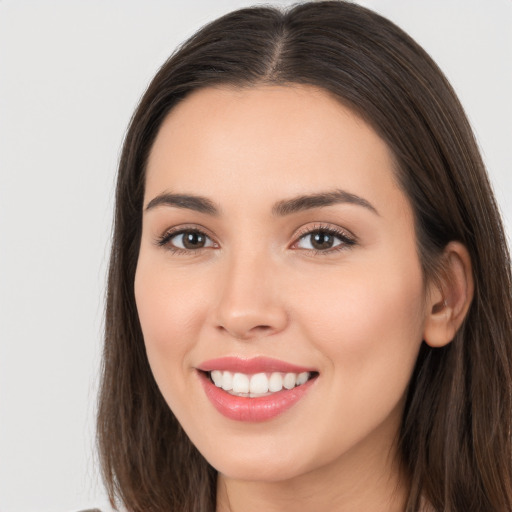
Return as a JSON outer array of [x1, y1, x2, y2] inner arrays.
[[423, 242, 474, 348]]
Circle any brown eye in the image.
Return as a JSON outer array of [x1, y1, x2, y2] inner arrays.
[[160, 229, 216, 251], [295, 228, 355, 252], [310, 231, 336, 250], [181, 231, 207, 249]]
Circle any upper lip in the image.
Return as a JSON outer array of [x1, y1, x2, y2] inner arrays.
[[197, 356, 316, 374]]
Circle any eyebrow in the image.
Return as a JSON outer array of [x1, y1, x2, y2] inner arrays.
[[144, 188, 378, 216], [272, 189, 379, 216], [145, 193, 219, 215]]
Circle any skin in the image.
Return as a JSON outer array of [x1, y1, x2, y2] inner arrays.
[[134, 85, 472, 511]]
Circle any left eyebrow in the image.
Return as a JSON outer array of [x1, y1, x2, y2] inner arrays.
[[272, 189, 379, 216]]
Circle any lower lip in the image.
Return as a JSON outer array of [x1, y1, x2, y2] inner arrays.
[[198, 371, 317, 422]]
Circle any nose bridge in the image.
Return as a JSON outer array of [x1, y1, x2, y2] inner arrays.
[[214, 244, 287, 340]]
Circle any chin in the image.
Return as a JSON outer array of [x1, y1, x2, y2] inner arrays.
[[210, 454, 310, 483], [192, 431, 322, 484]]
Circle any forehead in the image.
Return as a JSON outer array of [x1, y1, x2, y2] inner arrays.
[[145, 84, 407, 218]]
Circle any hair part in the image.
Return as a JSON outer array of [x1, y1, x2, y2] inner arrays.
[[97, 2, 512, 510]]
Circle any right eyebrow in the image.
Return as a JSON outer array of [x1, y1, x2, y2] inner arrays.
[[144, 193, 219, 215]]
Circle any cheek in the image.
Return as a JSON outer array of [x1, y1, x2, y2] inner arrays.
[[281, 255, 426, 465], [134, 256, 209, 383], [293, 253, 425, 394]]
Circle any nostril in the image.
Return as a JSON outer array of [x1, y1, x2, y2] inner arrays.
[[251, 324, 273, 332], [216, 323, 276, 340]]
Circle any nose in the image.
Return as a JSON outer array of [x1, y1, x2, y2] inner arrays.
[[213, 251, 288, 341]]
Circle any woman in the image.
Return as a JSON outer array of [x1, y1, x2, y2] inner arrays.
[[97, 1, 512, 511]]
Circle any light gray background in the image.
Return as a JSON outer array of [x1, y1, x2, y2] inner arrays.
[[0, 1, 511, 511]]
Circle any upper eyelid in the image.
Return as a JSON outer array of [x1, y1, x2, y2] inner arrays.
[[158, 223, 216, 239], [292, 223, 356, 242], [155, 224, 217, 249]]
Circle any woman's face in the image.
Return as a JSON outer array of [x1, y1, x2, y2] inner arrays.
[[135, 85, 428, 482]]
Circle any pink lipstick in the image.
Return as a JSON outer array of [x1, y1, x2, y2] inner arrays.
[[197, 357, 318, 422]]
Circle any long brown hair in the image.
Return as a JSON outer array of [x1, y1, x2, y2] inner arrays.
[[97, 2, 512, 510]]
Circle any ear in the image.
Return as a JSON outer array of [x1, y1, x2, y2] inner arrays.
[[423, 241, 474, 348]]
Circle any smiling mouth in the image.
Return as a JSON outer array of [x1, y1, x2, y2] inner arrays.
[[197, 358, 319, 421], [204, 370, 318, 398]]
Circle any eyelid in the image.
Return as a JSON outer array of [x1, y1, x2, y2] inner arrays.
[[290, 223, 357, 252], [154, 222, 356, 255], [155, 224, 218, 252]]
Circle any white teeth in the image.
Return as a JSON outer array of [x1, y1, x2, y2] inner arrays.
[[209, 370, 313, 396], [296, 372, 309, 386], [211, 370, 223, 387], [249, 373, 269, 394], [283, 373, 296, 390], [268, 372, 283, 392], [232, 373, 250, 393], [221, 371, 233, 391]]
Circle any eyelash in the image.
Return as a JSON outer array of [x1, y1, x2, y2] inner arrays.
[[292, 224, 356, 255], [156, 226, 217, 256], [155, 223, 356, 256]]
